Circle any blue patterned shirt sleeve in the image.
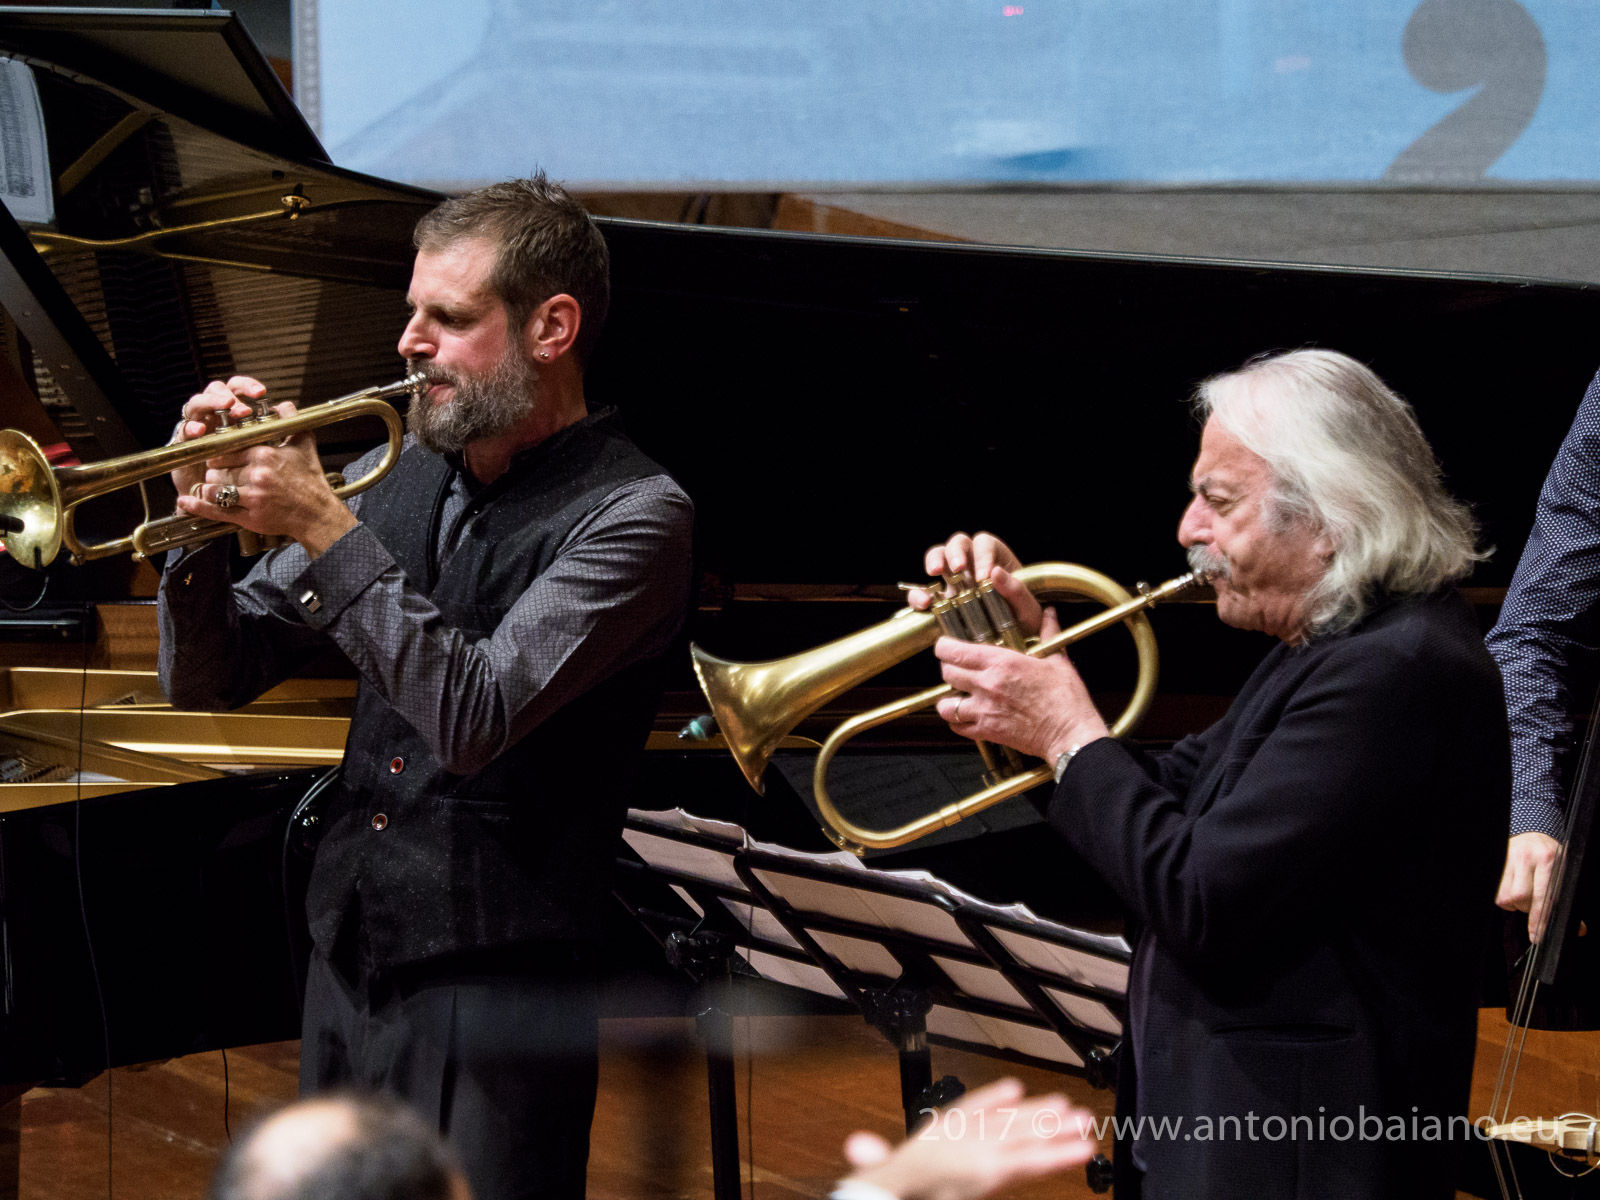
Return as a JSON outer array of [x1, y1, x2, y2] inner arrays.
[[1487, 368, 1600, 840]]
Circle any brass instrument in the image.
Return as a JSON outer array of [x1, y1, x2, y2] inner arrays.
[[0, 375, 421, 568], [690, 563, 1200, 855]]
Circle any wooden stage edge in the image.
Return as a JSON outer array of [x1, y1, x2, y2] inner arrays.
[[4, 1010, 1535, 1200]]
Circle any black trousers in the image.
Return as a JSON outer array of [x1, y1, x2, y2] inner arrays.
[[300, 942, 599, 1200]]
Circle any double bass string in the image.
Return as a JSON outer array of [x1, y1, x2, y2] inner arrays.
[[1489, 682, 1600, 1198]]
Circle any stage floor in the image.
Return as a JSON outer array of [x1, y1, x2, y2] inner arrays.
[[12, 1013, 1112, 1200], [9, 1010, 1542, 1199]]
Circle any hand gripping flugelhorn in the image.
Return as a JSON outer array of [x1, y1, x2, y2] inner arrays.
[[687, 563, 1201, 855]]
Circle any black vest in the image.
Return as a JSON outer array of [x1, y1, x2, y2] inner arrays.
[[306, 411, 675, 971]]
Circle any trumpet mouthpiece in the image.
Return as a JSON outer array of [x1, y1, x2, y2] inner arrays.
[[367, 373, 428, 402]]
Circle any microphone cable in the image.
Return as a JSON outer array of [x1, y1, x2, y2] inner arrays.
[[70, 597, 113, 1200]]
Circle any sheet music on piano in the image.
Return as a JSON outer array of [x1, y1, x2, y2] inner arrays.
[[0, 55, 51, 225]]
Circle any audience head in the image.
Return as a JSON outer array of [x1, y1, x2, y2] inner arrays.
[[207, 1092, 468, 1200]]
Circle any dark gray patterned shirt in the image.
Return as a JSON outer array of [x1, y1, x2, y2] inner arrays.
[[1487, 368, 1600, 840], [158, 430, 694, 774]]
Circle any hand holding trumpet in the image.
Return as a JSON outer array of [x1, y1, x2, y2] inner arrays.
[[170, 376, 357, 558], [912, 532, 1112, 767]]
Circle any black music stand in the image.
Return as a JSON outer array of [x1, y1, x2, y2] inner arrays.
[[613, 809, 853, 1200], [614, 808, 1130, 1193]]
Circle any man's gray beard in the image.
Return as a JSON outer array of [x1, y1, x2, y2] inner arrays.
[[407, 349, 538, 455], [1187, 542, 1231, 583]]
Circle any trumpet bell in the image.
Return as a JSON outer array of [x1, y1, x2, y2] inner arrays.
[[0, 430, 62, 569]]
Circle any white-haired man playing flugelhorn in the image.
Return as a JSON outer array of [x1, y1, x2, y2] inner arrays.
[[913, 350, 1506, 1200]]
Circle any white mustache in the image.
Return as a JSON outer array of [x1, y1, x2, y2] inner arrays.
[[1187, 543, 1231, 582]]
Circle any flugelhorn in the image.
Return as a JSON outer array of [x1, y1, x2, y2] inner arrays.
[[0, 375, 421, 568], [688, 564, 1200, 855]]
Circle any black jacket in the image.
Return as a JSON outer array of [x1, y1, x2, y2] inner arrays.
[[1050, 589, 1508, 1199]]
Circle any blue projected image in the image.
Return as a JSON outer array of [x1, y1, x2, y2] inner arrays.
[[311, 0, 1593, 188]]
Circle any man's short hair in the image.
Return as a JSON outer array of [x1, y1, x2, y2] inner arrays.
[[207, 1092, 462, 1200], [413, 172, 610, 367], [1194, 348, 1484, 635]]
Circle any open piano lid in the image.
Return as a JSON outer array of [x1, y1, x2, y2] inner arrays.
[[0, 6, 441, 463], [0, 5, 323, 163]]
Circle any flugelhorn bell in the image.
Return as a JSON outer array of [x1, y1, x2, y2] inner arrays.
[[0, 374, 422, 568], [689, 563, 1200, 855], [691, 591, 940, 794]]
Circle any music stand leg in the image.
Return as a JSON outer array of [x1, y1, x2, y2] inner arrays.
[[666, 930, 743, 1200], [863, 987, 964, 1134], [697, 1000, 742, 1200]]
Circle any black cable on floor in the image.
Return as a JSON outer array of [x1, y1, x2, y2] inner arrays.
[[744, 998, 754, 1200]]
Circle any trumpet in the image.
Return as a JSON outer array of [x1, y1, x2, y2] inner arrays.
[[688, 564, 1200, 855], [0, 375, 421, 568]]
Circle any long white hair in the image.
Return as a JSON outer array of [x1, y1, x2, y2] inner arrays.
[[1194, 349, 1484, 635]]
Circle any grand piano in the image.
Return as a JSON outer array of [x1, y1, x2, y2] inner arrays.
[[3, 6, 1600, 1196]]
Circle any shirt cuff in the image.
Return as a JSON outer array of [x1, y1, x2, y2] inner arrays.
[[290, 522, 392, 630], [1510, 793, 1568, 841]]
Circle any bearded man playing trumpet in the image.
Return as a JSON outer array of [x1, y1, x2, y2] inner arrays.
[[157, 175, 693, 1200], [917, 350, 1506, 1200]]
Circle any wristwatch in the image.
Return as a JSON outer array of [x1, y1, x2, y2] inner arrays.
[[1053, 743, 1084, 783]]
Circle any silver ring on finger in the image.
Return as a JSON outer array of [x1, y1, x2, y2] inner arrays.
[[215, 484, 240, 510]]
